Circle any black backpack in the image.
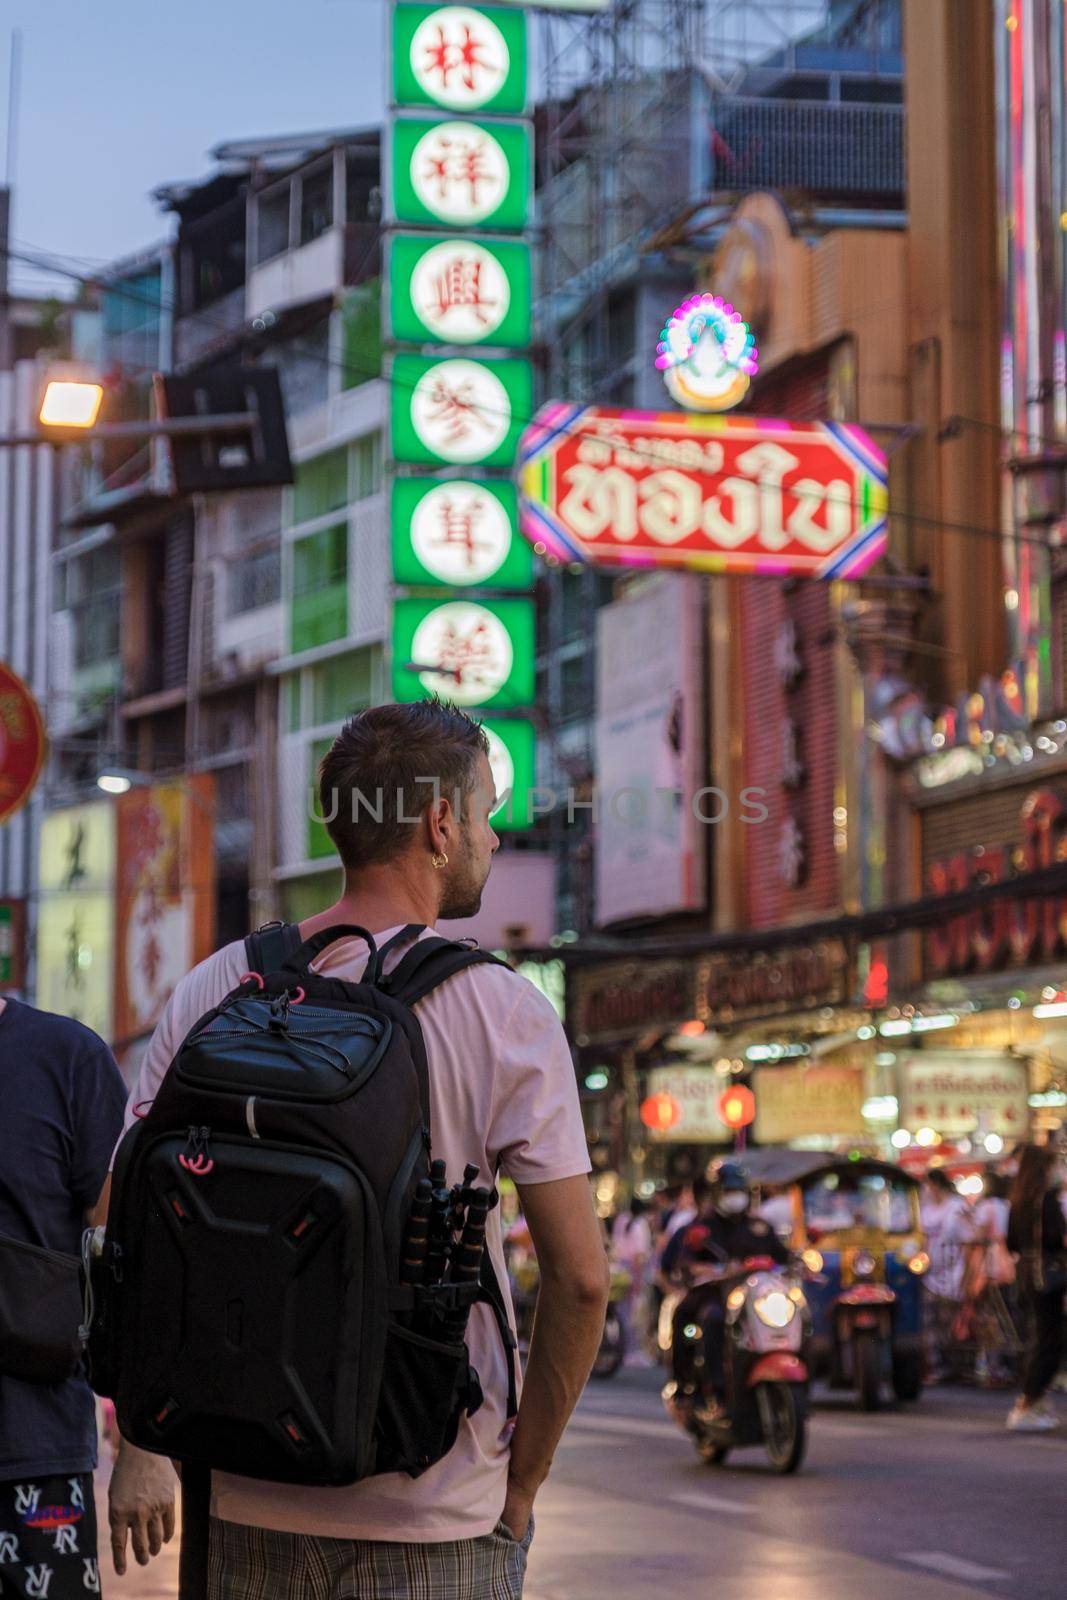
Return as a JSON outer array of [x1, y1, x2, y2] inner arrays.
[[88, 921, 518, 1489]]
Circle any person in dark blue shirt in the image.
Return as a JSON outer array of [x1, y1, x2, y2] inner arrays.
[[0, 997, 126, 1598]]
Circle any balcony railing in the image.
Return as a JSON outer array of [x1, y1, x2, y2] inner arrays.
[[709, 96, 904, 199]]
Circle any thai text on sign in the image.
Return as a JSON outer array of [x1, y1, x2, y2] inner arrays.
[[520, 405, 888, 578]]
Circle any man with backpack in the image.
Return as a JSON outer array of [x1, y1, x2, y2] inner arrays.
[[96, 699, 609, 1599]]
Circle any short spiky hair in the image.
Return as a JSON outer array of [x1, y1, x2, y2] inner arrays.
[[318, 698, 489, 871]]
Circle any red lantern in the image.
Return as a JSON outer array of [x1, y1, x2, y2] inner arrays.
[[640, 1091, 680, 1132], [718, 1085, 756, 1130]]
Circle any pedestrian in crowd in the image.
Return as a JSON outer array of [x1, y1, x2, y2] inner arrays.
[[962, 1171, 1016, 1388], [758, 1182, 795, 1240], [1006, 1143, 1067, 1431], [0, 994, 163, 1597], [660, 1182, 697, 1245], [97, 700, 610, 1600], [920, 1168, 969, 1384], [610, 1196, 653, 1363]]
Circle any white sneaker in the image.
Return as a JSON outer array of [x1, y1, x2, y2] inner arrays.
[[1007, 1403, 1059, 1431]]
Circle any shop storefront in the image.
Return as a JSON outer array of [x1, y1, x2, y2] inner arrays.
[[568, 935, 878, 1193], [900, 761, 1067, 1147]]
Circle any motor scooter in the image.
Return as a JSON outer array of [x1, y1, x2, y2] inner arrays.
[[661, 1255, 810, 1473]]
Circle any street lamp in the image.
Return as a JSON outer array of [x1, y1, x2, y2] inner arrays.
[[96, 771, 134, 796], [95, 767, 216, 819], [38, 379, 104, 430]]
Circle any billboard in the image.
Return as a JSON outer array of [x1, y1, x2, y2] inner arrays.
[[390, 117, 532, 231], [392, 596, 536, 708], [0, 661, 46, 826], [392, 5, 529, 115], [391, 477, 532, 588], [520, 405, 888, 578], [390, 353, 533, 468], [114, 778, 215, 1044], [482, 716, 537, 829], [752, 1062, 867, 1144], [645, 1065, 731, 1143], [0, 899, 27, 991], [36, 802, 116, 1042], [387, 233, 532, 349], [898, 1052, 1030, 1140], [594, 573, 706, 925]]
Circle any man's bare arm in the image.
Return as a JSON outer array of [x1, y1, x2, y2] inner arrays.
[[503, 1175, 610, 1538], [88, 1174, 177, 1573], [88, 1173, 111, 1230]]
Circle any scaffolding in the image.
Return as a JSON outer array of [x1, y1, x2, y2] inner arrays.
[[531, 0, 902, 932]]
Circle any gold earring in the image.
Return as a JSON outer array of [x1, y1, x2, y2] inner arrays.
[[431, 851, 448, 869]]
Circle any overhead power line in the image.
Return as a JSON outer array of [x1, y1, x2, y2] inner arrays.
[[1, 238, 1061, 556]]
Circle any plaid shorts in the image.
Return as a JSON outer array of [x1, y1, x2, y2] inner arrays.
[[208, 1514, 533, 1600]]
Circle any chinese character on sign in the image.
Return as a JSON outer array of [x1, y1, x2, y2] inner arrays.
[[410, 358, 511, 464], [62, 822, 87, 891], [774, 618, 803, 688], [410, 600, 514, 707], [422, 22, 493, 95], [64, 916, 85, 990], [436, 617, 500, 689], [410, 240, 510, 344], [411, 122, 509, 226], [426, 375, 494, 447], [781, 716, 805, 789], [423, 132, 497, 208], [0, 693, 26, 740], [410, 7, 511, 112], [137, 875, 164, 995], [431, 257, 496, 325], [410, 481, 512, 585], [431, 496, 487, 569], [778, 814, 806, 888]]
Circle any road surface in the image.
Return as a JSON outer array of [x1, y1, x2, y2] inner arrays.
[[96, 1374, 1064, 1599]]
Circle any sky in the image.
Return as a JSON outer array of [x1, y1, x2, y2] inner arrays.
[[3, 0, 386, 295]]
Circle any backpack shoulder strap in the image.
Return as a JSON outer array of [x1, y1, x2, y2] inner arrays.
[[382, 936, 509, 1007], [244, 920, 303, 977]]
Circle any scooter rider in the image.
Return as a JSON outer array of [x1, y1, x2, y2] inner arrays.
[[667, 1161, 789, 1411]]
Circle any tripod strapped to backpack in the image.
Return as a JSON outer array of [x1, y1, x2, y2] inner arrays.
[[86, 922, 519, 1596]]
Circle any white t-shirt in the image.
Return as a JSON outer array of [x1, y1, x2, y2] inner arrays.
[[119, 925, 591, 1542], [611, 1212, 652, 1269], [921, 1194, 968, 1297]]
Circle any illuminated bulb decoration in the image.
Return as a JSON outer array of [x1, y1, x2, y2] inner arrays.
[[655, 292, 759, 413]]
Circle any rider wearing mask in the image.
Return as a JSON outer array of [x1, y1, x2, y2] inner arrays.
[[666, 1161, 789, 1415]]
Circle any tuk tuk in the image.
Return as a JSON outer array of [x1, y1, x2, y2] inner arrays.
[[745, 1150, 929, 1411]]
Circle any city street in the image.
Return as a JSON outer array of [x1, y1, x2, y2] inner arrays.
[[526, 1372, 1066, 1600], [97, 1371, 1066, 1600]]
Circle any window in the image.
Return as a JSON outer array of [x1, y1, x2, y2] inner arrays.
[[345, 152, 379, 228], [291, 525, 348, 654], [283, 869, 343, 923], [227, 545, 281, 615], [350, 432, 382, 500], [271, 321, 330, 417], [308, 735, 336, 859], [63, 546, 122, 669], [300, 164, 334, 246], [286, 673, 302, 733], [293, 447, 349, 525], [311, 647, 376, 726], [341, 282, 382, 391], [103, 272, 162, 337], [257, 185, 291, 265], [285, 646, 381, 732], [73, 597, 121, 669]]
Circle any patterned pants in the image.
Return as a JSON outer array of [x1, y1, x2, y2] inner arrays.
[[0, 1472, 100, 1598], [208, 1515, 533, 1600]]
